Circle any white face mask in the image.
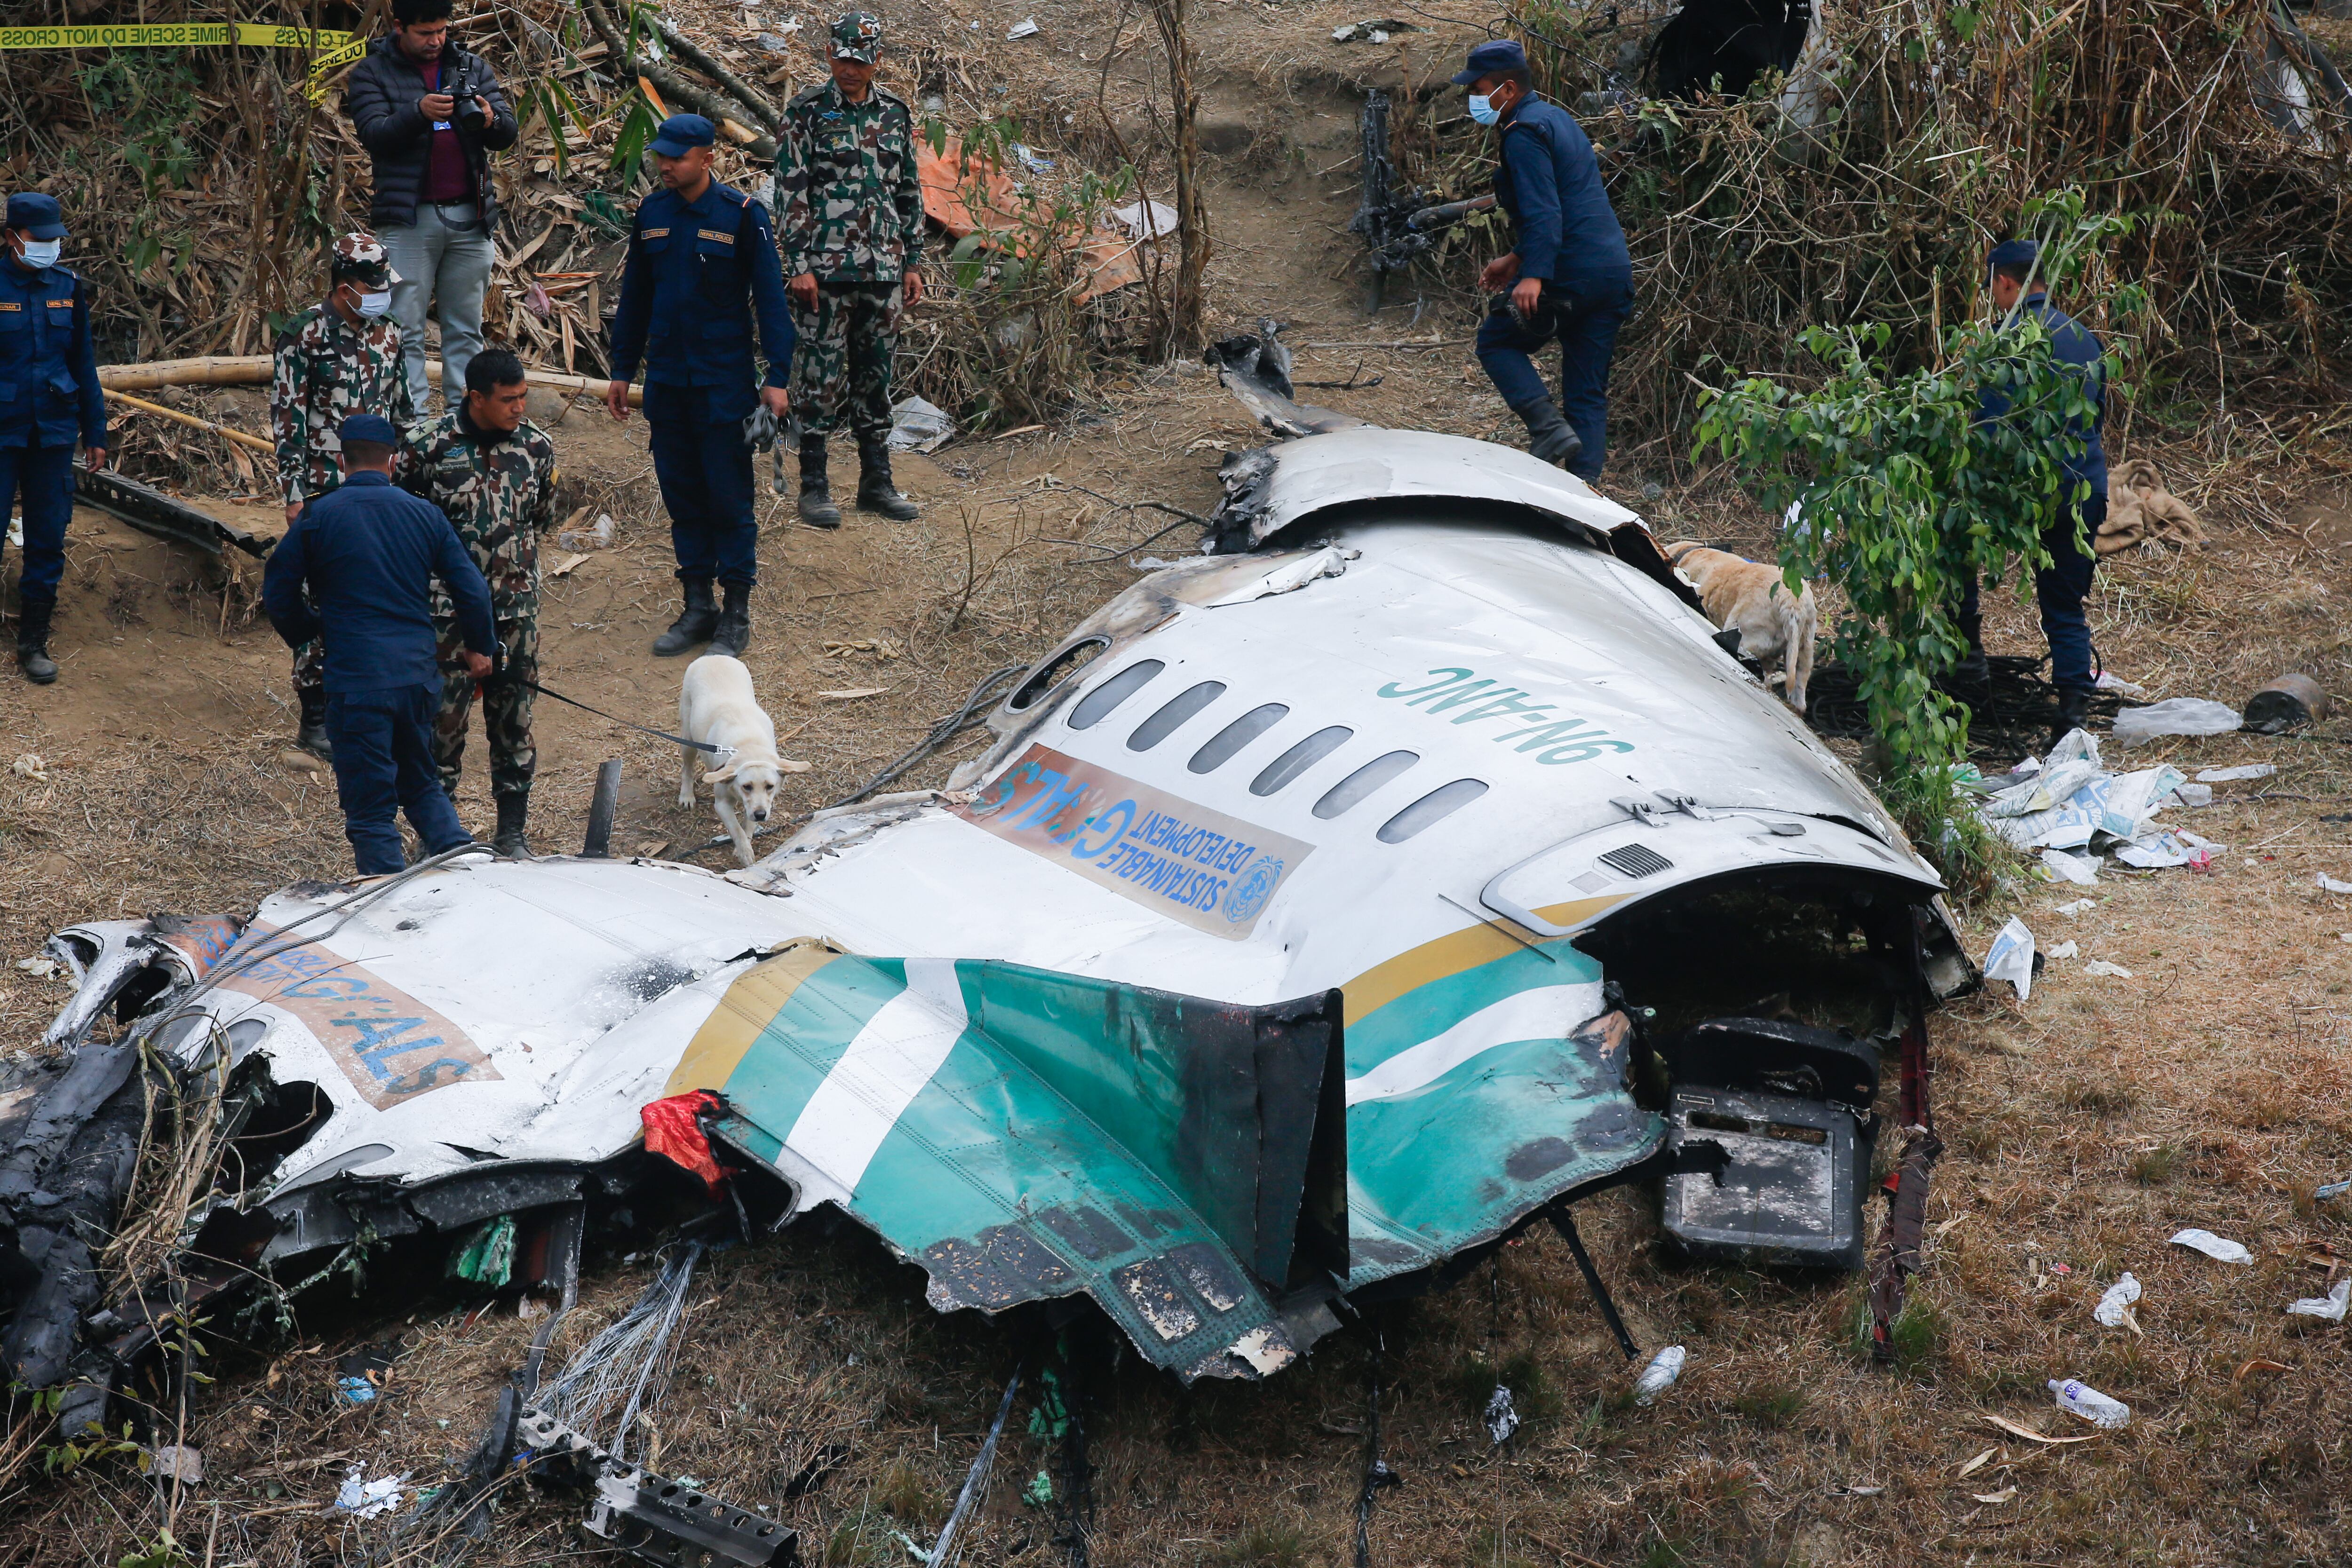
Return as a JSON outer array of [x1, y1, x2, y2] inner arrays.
[[1468, 93, 1501, 126], [356, 289, 393, 318], [18, 239, 60, 269]]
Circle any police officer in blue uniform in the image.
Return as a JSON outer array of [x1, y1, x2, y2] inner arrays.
[[1458, 40, 1633, 482], [606, 113, 795, 661], [0, 194, 108, 685], [263, 414, 497, 876], [1958, 238, 2108, 743]]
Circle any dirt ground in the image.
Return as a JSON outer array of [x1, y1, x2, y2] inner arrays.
[[3, 1, 2351, 1564]]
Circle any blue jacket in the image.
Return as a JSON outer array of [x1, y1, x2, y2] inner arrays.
[[0, 255, 105, 450], [1980, 293, 2107, 499], [608, 178, 795, 416], [1494, 95, 1631, 292], [263, 471, 496, 694]]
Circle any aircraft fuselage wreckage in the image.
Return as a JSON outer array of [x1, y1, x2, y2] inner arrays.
[[9, 405, 1974, 1450]]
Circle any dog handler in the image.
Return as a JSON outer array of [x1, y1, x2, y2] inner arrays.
[[1458, 39, 1632, 481], [263, 414, 496, 876], [0, 193, 108, 685]]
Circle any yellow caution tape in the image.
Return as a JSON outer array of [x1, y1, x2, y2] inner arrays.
[[0, 23, 370, 102]]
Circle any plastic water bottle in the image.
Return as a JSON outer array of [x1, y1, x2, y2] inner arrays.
[[2049, 1377, 2131, 1428], [1633, 1345, 1686, 1406]]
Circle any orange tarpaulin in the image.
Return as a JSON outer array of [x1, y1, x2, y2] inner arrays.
[[917, 135, 1150, 302]]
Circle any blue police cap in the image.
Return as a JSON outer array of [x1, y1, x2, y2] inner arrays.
[[649, 114, 717, 158], [6, 193, 66, 241], [1453, 39, 1528, 86], [339, 414, 400, 447], [1988, 238, 2038, 269]]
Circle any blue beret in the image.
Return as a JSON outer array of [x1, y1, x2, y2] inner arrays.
[[649, 113, 716, 158], [6, 193, 65, 240], [1988, 238, 2038, 269], [1454, 39, 1528, 86], [339, 413, 400, 447]]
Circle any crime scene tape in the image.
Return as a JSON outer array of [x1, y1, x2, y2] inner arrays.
[[0, 23, 365, 76]]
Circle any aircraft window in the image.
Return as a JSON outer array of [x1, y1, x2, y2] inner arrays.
[[1250, 726, 1353, 796], [1009, 636, 1110, 712], [1066, 659, 1165, 729], [1188, 703, 1290, 774], [1127, 681, 1228, 751], [1377, 779, 1489, 843], [1312, 750, 1419, 819]]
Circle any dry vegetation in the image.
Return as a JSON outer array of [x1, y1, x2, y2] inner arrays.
[[3, 0, 2352, 1564]]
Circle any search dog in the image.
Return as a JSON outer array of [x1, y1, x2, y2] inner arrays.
[[1664, 542, 1818, 713], [679, 655, 809, 866]]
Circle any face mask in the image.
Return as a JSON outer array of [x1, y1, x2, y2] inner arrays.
[[18, 239, 60, 269], [1468, 94, 1501, 127], [356, 289, 393, 318]]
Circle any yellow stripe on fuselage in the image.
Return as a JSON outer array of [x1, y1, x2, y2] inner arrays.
[[1340, 895, 1625, 1024], [666, 937, 847, 1094]]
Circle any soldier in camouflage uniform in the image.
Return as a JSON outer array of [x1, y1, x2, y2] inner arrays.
[[779, 12, 924, 527], [271, 233, 415, 757], [396, 347, 559, 856]]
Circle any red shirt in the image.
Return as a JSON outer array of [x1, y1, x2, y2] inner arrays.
[[421, 59, 473, 203]]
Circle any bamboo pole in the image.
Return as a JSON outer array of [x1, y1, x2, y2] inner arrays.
[[97, 358, 643, 405], [103, 390, 276, 454]]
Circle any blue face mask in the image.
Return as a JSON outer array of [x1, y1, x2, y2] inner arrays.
[[1468, 93, 1501, 126]]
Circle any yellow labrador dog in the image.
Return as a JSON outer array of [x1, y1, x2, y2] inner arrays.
[[1665, 542, 1818, 713], [679, 655, 810, 866]]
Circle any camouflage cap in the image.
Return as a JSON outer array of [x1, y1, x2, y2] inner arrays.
[[830, 11, 882, 62], [329, 231, 400, 288]]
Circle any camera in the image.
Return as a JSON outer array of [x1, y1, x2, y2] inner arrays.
[[452, 64, 487, 128]]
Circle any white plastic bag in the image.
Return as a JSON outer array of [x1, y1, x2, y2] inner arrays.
[[2092, 1272, 2141, 1328], [1984, 918, 2036, 1000], [2111, 698, 2241, 745], [2169, 1227, 2253, 1264], [1632, 1344, 1686, 1406], [885, 396, 954, 453], [2287, 1279, 2350, 1323]]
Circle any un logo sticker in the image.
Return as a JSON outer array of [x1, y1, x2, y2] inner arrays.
[[1223, 855, 1283, 925]]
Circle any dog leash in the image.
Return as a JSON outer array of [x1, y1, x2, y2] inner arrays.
[[521, 679, 729, 754]]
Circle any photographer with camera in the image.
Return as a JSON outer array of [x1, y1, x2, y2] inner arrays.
[[346, 0, 517, 415]]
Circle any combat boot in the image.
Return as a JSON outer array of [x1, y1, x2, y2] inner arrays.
[[710, 582, 753, 658], [2050, 687, 2092, 751], [797, 436, 842, 529], [652, 578, 719, 657], [1950, 610, 1991, 706], [856, 440, 921, 521], [1511, 399, 1583, 471], [493, 794, 532, 857], [295, 683, 334, 759], [14, 596, 56, 685]]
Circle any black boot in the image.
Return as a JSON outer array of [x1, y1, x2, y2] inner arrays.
[[2051, 686, 2092, 750], [856, 440, 921, 520], [295, 683, 334, 759], [798, 436, 841, 529], [710, 582, 753, 658], [1511, 399, 1583, 470], [1950, 610, 1991, 705], [652, 578, 719, 657], [493, 793, 532, 857], [14, 596, 56, 685]]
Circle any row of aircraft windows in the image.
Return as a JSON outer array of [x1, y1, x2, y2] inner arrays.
[[1065, 659, 1487, 843]]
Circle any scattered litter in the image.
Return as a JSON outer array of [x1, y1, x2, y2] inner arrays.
[[1482, 1385, 1519, 1445], [2046, 940, 2078, 960], [13, 958, 56, 978], [2041, 849, 2100, 885], [329, 1465, 408, 1518], [277, 749, 326, 775], [8, 753, 45, 781], [548, 551, 590, 578], [2056, 898, 2094, 916], [1005, 16, 1039, 38], [2094, 670, 2148, 698], [2092, 1272, 2141, 1329], [1983, 917, 2037, 1000], [1022, 1468, 1055, 1506], [754, 29, 798, 51], [2244, 673, 2330, 735], [447, 1214, 517, 1285], [2110, 697, 2241, 744], [2317, 873, 2352, 895], [334, 1376, 378, 1406], [886, 396, 954, 452], [1009, 143, 1055, 173], [1331, 17, 1422, 41], [1971, 1487, 2018, 1505], [2169, 1227, 2253, 1264], [2048, 1378, 2131, 1428], [2173, 783, 2213, 807], [1112, 199, 1179, 239], [2081, 959, 2134, 978], [1632, 1344, 1685, 1406], [2287, 1278, 2351, 1323], [148, 1444, 202, 1484], [2315, 1179, 2350, 1203], [556, 511, 615, 552], [817, 687, 890, 701], [1981, 1413, 2096, 1445], [2114, 828, 2215, 869], [2196, 763, 2275, 782]]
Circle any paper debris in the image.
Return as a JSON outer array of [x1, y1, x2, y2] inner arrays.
[[8, 753, 45, 781], [2287, 1278, 2350, 1323], [2173, 782, 2214, 806], [330, 1465, 409, 1518], [886, 396, 954, 452], [2195, 764, 2275, 782], [2110, 697, 2241, 744], [14, 958, 57, 978], [2320, 873, 2352, 895], [2056, 898, 2094, 915], [2169, 1227, 2254, 1264], [1984, 917, 2036, 1000], [2046, 940, 2078, 959], [2041, 848, 2101, 885], [2095, 670, 2148, 698], [1005, 16, 1040, 38], [2082, 959, 2134, 978], [2092, 1272, 2141, 1328], [1112, 199, 1180, 239]]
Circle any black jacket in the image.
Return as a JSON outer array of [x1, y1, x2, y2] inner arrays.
[[344, 35, 518, 230]]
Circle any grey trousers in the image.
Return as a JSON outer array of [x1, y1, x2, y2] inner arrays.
[[381, 201, 495, 410]]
